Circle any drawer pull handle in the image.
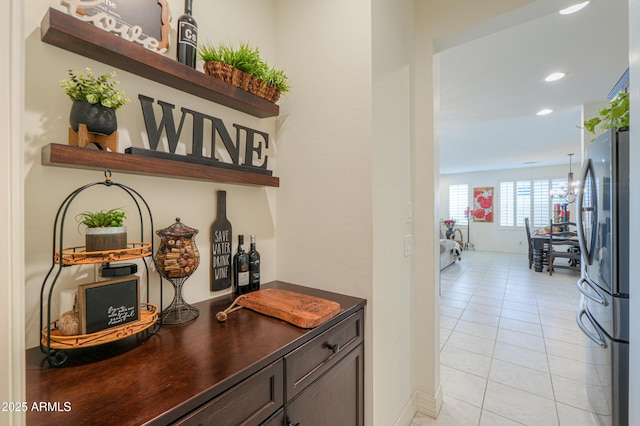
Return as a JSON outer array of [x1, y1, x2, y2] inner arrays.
[[288, 423, 300, 426], [327, 343, 340, 353]]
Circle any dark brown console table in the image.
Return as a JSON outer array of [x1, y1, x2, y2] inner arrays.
[[26, 281, 366, 425]]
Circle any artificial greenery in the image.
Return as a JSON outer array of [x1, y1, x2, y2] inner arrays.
[[60, 68, 130, 111], [198, 41, 290, 93], [583, 91, 629, 139], [76, 208, 127, 228]]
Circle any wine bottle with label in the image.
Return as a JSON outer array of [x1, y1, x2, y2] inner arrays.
[[211, 191, 232, 291], [233, 235, 250, 295], [248, 235, 261, 292], [177, 0, 198, 68]]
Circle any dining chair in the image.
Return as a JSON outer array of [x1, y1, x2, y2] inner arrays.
[[548, 220, 580, 275], [525, 217, 548, 270]]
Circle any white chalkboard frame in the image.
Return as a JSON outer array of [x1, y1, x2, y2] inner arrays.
[[78, 276, 141, 335]]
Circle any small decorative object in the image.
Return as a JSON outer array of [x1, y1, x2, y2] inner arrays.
[[60, 0, 172, 53], [211, 191, 232, 291], [78, 276, 140, 334], [473, 187, 494, 222], [199, 41, 290, 103], [443, 219, 456, 239], [177, 0, 198, 68], [76, 207, 127, 253], [60, 68, 130, 149], [156, 218, 200, 324], [58, 296, 80, 336]]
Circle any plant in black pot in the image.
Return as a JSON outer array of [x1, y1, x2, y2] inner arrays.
[[76, 208, 127, 253], [60, 68, 130, 135]]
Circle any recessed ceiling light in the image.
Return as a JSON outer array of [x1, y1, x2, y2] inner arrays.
[[545, 72, 566, 82], [537, 109, 553, 116], [559, 1, 590, 15]]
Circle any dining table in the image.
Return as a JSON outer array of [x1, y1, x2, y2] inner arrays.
[[530, 229, 580, 272]]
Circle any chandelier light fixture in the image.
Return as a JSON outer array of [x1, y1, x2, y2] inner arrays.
[[551, 153, 578, 203]]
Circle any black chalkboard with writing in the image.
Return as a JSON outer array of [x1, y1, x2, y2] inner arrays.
[[78, 277, 140, 334]]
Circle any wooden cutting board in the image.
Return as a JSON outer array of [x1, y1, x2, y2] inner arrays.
[[237, 288, 341, 328]]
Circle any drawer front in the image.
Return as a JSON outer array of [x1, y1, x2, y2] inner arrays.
[[174, 359, 284, 426], [285, 309, 364, 400]]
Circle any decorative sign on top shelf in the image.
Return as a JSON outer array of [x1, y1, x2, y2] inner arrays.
[[129, 94, 272, 176], [60, 0, 171, 53]]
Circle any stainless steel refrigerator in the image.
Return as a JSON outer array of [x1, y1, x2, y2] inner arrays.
[[576, 127, 629, 426]]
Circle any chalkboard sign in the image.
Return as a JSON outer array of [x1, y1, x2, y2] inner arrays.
[[62, 0, 172, 52], [78, 276, 140, 334]]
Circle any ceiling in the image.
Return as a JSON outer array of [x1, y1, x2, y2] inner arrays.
[[438, 0, 628, 175]]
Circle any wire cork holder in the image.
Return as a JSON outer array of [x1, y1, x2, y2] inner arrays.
[[155, 218, 200, 325]]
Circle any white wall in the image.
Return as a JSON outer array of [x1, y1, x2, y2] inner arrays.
[[23, 0, 278, 349], [1, 1, 25, 424], [440, 164, 571, 253]]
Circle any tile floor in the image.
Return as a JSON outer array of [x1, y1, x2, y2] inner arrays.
[[412, 250, 603, 426]]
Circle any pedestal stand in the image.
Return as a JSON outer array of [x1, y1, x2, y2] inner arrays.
[[162, 278, 199, 324], [464, 212, 475, 251]]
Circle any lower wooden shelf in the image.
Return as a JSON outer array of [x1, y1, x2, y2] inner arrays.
[[41, 303, 158, 350], [42, 143, 280, 187]]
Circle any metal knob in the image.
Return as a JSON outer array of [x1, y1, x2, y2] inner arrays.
[[327, 343, 339, 354]]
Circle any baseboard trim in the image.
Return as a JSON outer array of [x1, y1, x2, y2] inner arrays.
[[394, 385, 443, 425]]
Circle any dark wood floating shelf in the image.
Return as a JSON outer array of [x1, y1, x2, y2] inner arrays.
[[40, 8, 279, 119], [42, 144, 280, 187]]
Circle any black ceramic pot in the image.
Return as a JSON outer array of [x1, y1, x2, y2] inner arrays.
[[69, 101, 117, 135]]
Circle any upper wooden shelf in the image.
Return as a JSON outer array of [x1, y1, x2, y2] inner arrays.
[[42, 144, 280, 187], [40, 8, 279, 119]]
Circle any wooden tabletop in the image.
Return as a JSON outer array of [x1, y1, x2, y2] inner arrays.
[[26, 281, 366, 425]]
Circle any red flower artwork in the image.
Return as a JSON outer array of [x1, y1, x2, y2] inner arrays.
[[473, 187, 493, 222]]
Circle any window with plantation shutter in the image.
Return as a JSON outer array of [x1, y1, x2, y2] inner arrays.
[[448, 184, 469, 225], [499, 178, 565, 228], [499, 182, 514, 226]]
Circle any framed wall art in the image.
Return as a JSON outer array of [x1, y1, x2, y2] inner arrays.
[[78, 276, 140, 334], [473, 187, 494, 222]]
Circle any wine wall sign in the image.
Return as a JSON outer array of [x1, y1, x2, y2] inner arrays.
[[60, 0, 171, 53], [128, 94, 272, 176]]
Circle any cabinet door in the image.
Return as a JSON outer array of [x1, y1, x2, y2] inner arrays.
[[174, 360, 284, 426], [285, 345, 363, 426]]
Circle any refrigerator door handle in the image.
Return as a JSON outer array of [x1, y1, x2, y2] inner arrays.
[[576, 158, 597, 266], [576, 309, 607, 348], [576, 277, 608, 306]]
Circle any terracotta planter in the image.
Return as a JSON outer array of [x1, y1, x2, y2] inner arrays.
[[70, 101, 118, 135], [85, 226, 127, 253]]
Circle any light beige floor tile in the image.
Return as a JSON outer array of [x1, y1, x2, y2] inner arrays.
[[501, 300, 538, 314], [552, 375, 609, 415], [496, 328, 546, 352], [493, 342, 549, 372], [441, 305, 464, 319], [502, 294, 536, 305], [489, 359, 554, 399], [483, 381, 558, 426], [440, 365, 487, 408], [548, 354, 600, 385], [470, 295, 504, 307], [500, 308, 540, 324], [440, 315, 458, 330], [465, 302, 502, 316], [499, 317, 543, 337], [556, 402, 600, 426], [460, 310, 500, 327], [454, 319, 498, 340], [446, 331, 495, 357], [416, 396, 481, 426], [441, 345, 492, 378], [479, 410, 526, 426], [542, 323, 587, 346], [545, 339, 588, 363], [441, 297, 469, 310], [440, 327, 453, 347]]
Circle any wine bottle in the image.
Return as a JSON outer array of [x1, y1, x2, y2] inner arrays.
[[248, 235, 261, 292], [211, 191, 232, 291], [177, 0, 198, 68], [233, 235, 250, 295]]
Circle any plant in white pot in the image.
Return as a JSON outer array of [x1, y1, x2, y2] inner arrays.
[[76, 208, 127, 253], [60, 68, 130, 135]]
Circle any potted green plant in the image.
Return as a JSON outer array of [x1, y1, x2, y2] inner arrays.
[[199, 41, 290, 103], [583, 91, 629, 140], [60, 68, 130, 135], [76, 208, 127, 253]]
